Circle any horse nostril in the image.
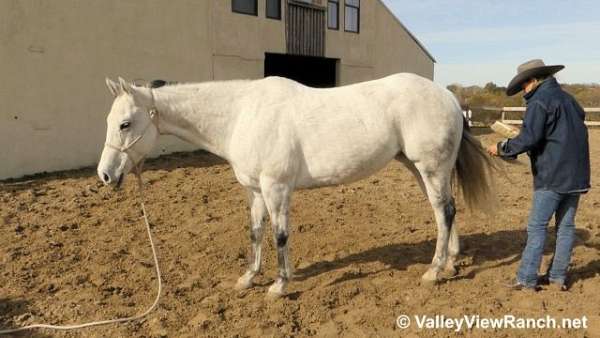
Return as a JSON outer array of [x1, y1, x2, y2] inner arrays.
[[102, 172, 111, 184]]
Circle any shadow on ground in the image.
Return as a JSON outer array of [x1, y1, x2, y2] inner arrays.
[[295, 228, 596, 285]]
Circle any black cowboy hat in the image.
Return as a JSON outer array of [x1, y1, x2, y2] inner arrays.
[[506, 59, 564, 96]]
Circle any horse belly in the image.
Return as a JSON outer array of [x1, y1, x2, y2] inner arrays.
[[295, 137, 398, 189]]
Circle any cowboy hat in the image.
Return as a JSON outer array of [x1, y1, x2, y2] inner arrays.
[[506, 59, 564, 96]]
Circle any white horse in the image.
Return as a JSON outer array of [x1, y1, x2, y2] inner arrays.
[[98, 74, 495, 298]]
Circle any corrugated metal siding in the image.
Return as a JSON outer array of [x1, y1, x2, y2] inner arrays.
[[286, 2, 325, 57]]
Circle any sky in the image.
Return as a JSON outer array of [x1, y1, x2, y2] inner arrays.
[[382, 0, 600, 87]]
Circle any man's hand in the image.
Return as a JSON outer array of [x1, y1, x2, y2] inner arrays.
[[487, 143, 499, 156]]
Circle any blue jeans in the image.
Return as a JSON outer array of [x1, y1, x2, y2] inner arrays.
[[516, 190, 581, 287]]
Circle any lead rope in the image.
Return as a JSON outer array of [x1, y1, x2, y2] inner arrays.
[[0, 164, 163, 334]]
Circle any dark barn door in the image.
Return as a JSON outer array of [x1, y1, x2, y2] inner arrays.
[[286, 1, 326, 57], [265, 53, 337, 88]]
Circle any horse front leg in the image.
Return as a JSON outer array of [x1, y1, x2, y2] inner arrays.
[[260, 178, 293, 298], [235, 190, 267, 290]]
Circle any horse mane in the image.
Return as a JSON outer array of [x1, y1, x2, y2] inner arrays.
[[133, 78, 254, 93]]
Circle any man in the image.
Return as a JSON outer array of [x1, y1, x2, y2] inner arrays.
[[487, 59, 591, 291]]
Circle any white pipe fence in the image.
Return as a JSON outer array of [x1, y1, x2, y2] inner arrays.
[[500, 107, 600, 126]]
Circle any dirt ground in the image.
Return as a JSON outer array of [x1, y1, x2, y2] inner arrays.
[[1, 129, 600, 338]]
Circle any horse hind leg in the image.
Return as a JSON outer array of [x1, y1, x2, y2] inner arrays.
[[398, 153, 458, 272], [444, 222, 460, 277], [259, 176, 293, 298], [396, 153, 427, 196], [397, 154, 460, 280], [235, 190, 267, 290], [414, 162, 457, 283]]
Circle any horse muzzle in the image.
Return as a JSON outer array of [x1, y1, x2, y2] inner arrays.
[[99, 168, 125, 189]]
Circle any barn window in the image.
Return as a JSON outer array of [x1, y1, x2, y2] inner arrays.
[[328, 0, 339, 30], [344, 0, 359, 33], [232, 0, 257, 16], [266, 0, 281, 19]]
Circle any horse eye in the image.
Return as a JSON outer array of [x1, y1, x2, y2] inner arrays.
[[120, 121, 131, 130]]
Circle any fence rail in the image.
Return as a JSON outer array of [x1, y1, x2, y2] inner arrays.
[[499, 107, 600, 126]]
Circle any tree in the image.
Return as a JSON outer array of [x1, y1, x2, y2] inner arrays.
[[484, 82, 498, 92]]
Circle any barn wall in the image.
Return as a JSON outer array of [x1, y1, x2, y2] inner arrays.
[[325, 0, 375, 84], [0, 0, 286, 180], [326, 0, 434, 85], [0, 0, 433, 180], [211, 0, 286, 80], [372, 1, 435, 80], [1, 0, 213, 179]]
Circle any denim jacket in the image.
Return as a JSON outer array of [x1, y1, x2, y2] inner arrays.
[[497, 78, 591, 193]]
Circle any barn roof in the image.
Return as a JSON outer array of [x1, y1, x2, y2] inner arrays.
[[377, 0, 437, 63]]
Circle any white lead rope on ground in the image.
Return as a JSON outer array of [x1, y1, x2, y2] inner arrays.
[[0, 171, 163, 335]]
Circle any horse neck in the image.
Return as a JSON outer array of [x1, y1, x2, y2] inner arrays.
[[153, 81, 248, 159]]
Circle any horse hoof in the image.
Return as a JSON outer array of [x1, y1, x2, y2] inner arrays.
[[234, 280, 252, 290], [421, 269, 440, 284], [266, 280, 287, 299], [235, 274, 254, 290], [420, 278, 438, 288], [442, 266, 458, 278]]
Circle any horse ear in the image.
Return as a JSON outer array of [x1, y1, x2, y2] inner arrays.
[[118, 77, 134, 95], [105, 78, 120, 97], [118, 76, 151, 106]]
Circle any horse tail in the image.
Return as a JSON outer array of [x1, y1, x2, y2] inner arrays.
[[454, 117, 498, 213]]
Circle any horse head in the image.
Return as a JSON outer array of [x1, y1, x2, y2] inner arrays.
[[97, 77, 160, 188]]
